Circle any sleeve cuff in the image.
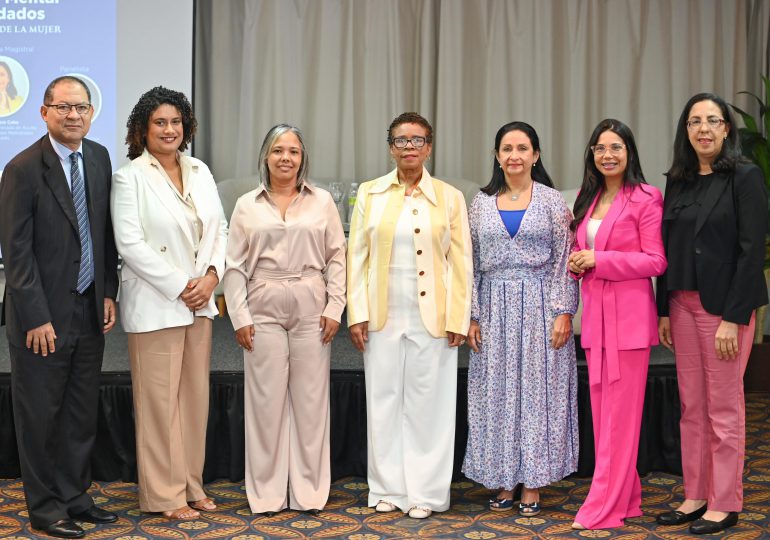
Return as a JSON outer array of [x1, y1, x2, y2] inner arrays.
[[322, 302, 345, 323]]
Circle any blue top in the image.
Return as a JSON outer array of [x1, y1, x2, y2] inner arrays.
[[499, 209, 526, 237]]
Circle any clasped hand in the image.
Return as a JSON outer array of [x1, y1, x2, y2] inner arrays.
[[180, 273, 218, 311], [568, 249, 595, 274]]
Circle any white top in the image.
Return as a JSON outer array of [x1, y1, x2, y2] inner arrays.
[[390, 197, 418, 271], [586, 218, 602, 249]]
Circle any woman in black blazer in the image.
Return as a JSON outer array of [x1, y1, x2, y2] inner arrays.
[[656, 92, 767, 535]]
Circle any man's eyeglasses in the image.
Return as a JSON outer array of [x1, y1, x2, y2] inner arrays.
[[45, 103, 92, 116], [591, 143, 626, 156], [686, 117, 725, 130], [390, 136, 428, 149]]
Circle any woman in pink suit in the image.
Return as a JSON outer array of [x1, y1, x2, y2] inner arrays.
[[568, 119, 666, 530]]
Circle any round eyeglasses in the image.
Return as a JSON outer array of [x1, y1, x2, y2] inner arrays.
[[591, 143, 626, 156]]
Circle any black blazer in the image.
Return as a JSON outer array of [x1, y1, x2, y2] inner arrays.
[[657, 162, 768, 325], [0, 135, 119, 346]]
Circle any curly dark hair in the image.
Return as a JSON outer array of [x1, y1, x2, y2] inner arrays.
[[386, 112, 433, 145], [125, 86, 197, 160]]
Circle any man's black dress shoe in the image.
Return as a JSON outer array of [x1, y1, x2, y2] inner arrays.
[[656, 504, 707, 525], [38, 519, 85, 539], [690, 512, 739, 534], [71, 505, 119, 524], [306, 509, 322, 516]]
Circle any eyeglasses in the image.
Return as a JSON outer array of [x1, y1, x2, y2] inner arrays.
[[686, 117, 725, 130], [45, 103, 92, 116], [391, 136, 427, 149], [591, 143, 626, 155]]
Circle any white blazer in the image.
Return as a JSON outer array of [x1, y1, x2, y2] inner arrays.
[[111, 150, 228, 333]]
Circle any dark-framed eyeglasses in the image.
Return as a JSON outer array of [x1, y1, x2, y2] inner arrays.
[[45, 103, 92, 116], [686, 117, 725, 130], [591, 143, 626, 155], [390, 136, 427, 149]]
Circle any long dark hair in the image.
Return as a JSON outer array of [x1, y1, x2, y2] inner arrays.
[[0, 62, 18, 99], [481, 121, 553, 196], [571, 119, 648, 230], [666, 92, 745, 182]]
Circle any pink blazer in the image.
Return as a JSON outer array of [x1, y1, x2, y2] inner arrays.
[[573, 184, 667, 386]]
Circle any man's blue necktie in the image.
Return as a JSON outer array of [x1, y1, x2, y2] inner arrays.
[[70, 152, 93, 293]]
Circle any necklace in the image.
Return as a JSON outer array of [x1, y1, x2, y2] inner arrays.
[[508, 181, 532, 201]]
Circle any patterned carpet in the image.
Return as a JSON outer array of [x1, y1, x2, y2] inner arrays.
[[1, 394, 769, 539]]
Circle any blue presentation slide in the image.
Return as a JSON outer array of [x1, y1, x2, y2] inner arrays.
[[0, 0, 116, 168]]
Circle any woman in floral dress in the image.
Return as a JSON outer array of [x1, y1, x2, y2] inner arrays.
[[463, 121, 579, 516]]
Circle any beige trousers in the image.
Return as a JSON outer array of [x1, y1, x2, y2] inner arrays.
[[128, 316, 212, 512], [244, 268, 331, 513]]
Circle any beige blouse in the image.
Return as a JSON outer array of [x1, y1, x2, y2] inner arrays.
[[223, 181, 347, 331], [148, 151, 204, 253]]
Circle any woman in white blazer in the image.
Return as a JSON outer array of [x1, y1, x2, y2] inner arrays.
[[111, 87, 228, 520]]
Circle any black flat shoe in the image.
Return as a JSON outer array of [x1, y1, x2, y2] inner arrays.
[[306, 509, 322, 516], [690, 512, 739, 535], [656, 504, 707, 525], [37, 519, 85, 539], [71, 505, 118, 524]]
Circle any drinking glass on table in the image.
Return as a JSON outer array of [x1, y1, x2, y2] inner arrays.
[[328, 181, 346, 223]]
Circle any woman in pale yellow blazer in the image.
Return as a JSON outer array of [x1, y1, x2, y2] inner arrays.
[[347, 112, 472, 519], [112, 87, 228, 520]]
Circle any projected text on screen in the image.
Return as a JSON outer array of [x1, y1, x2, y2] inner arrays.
[[0, 0, 116, 169]]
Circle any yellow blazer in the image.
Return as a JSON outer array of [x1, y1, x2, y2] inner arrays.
[[347, 168, 472, 337]]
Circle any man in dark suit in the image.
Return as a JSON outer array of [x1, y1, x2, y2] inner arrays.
[[0, 76, 119, 538]]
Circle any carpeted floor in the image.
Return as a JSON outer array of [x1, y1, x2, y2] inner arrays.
[[1, 394, 769, 539]]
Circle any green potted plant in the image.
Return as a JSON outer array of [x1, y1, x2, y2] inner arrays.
[[731, 75, 770, 344]]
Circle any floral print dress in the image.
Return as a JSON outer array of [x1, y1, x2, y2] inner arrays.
[[462, 182, 579, 489]]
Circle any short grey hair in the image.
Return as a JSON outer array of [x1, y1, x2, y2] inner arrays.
[[258, 124, 309, 189]]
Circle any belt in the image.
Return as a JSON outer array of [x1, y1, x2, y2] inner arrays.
[[251, 268, 322, 281], [588, 279, 621, 387]]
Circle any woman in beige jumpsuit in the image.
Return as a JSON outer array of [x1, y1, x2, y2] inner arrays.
[[223, 124, 346, 515]]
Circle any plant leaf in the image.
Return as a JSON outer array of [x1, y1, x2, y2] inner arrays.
[[763, 74, 770, 109], [732, 104, 760, 132], [738, 90, 764, 111]]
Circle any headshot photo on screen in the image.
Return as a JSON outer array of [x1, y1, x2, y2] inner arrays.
[[69, 72, 104, 122], [0, 57, 29, 118]]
